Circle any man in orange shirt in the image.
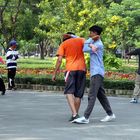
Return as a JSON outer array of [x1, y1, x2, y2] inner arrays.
[[52, 32, 86, 122]]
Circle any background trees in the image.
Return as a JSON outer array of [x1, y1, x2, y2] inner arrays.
[[0, 0, 139, 62]]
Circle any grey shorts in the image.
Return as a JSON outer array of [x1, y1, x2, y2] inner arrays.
[[64, 70, 86, 98]]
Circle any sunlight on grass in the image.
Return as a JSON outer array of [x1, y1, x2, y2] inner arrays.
[[0, 57, 139, 73]]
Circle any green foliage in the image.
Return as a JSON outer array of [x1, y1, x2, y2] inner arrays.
[[83, 52, 122, 70], [104, 52, 123, 69], [0, 57, 136, 90], [18, 40, 36, 56], [15, 74, 65, 86], [0, 0, 139, 64], [103, 80, 134, 90], [14, 75, 134, 90], [17, 8, 37, 40], [84, 53, 90, 70], [105, 0, 140, 50], [52, 57, 66, 69], [37, 0, 139, 54]]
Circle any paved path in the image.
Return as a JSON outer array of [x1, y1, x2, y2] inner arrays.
[[0, 90, 140, 140]]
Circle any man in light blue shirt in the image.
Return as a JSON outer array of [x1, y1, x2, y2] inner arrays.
[[73, 25, 116, 124], [83, 37, 105, 77]]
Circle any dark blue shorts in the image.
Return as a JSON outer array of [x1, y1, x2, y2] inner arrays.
[[64, 70, 86, 98]]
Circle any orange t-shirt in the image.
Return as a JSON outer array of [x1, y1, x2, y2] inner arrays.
[[56, 38, 86, 71]]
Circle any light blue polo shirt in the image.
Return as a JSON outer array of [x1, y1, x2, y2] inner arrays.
[[83, 38, 105, 77]]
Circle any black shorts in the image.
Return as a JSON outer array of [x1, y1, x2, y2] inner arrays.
[[64, 70, 86, 98]]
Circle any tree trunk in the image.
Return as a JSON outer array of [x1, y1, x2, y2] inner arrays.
[[39, 41, 44, 60]]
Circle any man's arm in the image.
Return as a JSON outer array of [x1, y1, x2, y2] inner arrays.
[[83, 35, 100, 53], [14, 51, 19, 60], [52, 55, 63, 81], [89, 35, 100, 52], [88, 44, 98, 52], [83, 38, 93, 52]]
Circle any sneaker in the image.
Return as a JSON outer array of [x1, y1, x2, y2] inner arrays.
[[72, 116, 89, 124], [100, 114, 116, 122], [69, 114, 79, 122], [130, 98, 138, 103]]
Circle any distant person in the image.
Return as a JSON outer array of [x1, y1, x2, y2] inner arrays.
[[73, 25, 116, 124], [0, 56, 6, 95], [52, 32, 86, 122], [127, 48, 140, 103], [6, 40, 19, 90]]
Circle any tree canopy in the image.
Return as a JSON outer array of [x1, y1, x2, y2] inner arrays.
[[0, 0, 139, 59]]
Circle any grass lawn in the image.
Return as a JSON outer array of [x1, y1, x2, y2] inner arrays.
[[0, 57, 55, 69], [18, 57, 55, 69], [0, 57, 138, 74]]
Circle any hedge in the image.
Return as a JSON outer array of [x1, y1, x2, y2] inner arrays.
[[13, 76, 134, 90], [1, 74, 134, 90]]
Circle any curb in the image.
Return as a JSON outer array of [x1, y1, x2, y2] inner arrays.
[[5, 83, 133, 97]]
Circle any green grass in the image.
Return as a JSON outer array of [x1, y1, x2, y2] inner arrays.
[[0, 57, 56, 69], [0, 57, 138, 73], [17, 57, 55, 69]]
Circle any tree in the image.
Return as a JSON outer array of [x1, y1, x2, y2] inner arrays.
[[0, 0, 22, 52], [0, 0, 40, 54], [106, 0, 140, 52]]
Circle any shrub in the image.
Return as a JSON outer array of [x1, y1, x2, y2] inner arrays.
[[83, 52, 123, 70], [104, 52, 123, 69], [103, 80, 134, 90], [14, 75, 134, 90]]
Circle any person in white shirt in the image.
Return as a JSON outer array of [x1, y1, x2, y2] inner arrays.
[[6, 40, 19, 90]]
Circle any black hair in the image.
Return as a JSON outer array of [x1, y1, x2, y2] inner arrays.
[[89, 25, 103, 35], [66, 32, 75, 35]]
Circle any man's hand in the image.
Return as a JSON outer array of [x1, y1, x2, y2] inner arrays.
[[89, 44, 97, 52], [52, 56, 62, 82], [91, 35, 100, 41]]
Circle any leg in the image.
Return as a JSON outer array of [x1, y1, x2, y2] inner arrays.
[[74, 97, 81, 113], [64, 71, 77, 116], [130, 74, 140, 103], [66, 94, 77, 116], [133, 84, 140, 100], [74, 71, 86, 113], [11, 68, 16, 88], [84, 75, 102, 119], [97, 86, 113, 116], [8, 69, 12, 89]]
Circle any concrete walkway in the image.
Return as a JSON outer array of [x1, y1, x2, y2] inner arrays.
[[0, 90, 140, 140]]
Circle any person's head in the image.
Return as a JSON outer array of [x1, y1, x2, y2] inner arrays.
[[9, 40, 17, 50], [62, 32, 75, 42], [89, 25, 103, 38]]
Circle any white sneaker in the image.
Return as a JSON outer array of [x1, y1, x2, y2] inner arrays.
[[130, 98, 138, 103], [100, 114, 116, 122], [72, 116, 89, 124]]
